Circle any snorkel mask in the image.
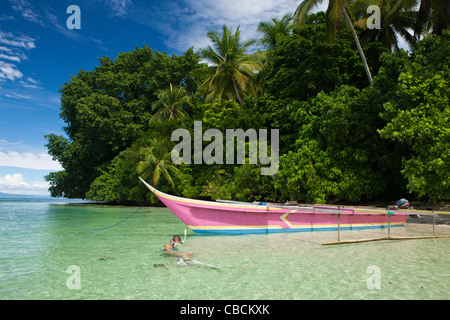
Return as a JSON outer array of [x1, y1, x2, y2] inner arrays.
[[171, 230, 187, 247], [173, 241, 182, 247]]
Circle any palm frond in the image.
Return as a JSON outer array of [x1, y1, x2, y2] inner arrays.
[[294, 0, 325, 26], [198, 24, 260, 103]]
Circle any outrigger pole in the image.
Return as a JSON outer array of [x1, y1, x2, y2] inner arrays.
[[322, 209, 450, 245], [322, 235, 450, 245]]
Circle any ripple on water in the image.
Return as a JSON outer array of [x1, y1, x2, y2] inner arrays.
[[1, 200, 449, 299]]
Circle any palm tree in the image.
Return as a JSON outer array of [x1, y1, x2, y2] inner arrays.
[[257, 13, 294, 49], [294, 0, 373, 85], [137, 141, 181, 189], [250, 14, 294, 98], [415, 0, 450, 38], [198, 25, 261, 104], [352, 0, 418, 51], [246, 50, 269, 98], [150, 83, 190, 124]]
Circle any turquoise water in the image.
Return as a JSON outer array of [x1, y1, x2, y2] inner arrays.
[[1, 199, 449, 300]]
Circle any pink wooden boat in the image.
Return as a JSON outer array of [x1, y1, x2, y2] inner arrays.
[[139, 177, 410, 234]]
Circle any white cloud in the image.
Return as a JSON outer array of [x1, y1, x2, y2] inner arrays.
[[43, 8, 82, 41], [40, 7, 108, 51], [0, 46, 13, 53], [0, 31, 36, 49], [0, 61, 23, 81], [0, 151, 63, 171], [0, 31, 36, 86], [0, 141, 60, 196], [0, 173, 49, 195], [9, 0, 44, 25], [109, 0, 133, 17], [0, 140, 63, 171], [4, 92, 30, 99], [0, 53, 21, 62], [122, 1, 336, 54], [25, 77, 39, 84], [0, 14, 15, 21], [18, 77, 40, 88], [127, 0, 300, 52]]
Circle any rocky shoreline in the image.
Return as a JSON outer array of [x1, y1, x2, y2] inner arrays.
[[404, 201, 450, 225], [407, 213, 450, 226]]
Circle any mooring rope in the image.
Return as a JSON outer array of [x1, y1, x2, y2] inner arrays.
[[90, 199, 151, 231]]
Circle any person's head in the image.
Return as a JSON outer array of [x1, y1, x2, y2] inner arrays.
[[171, 235, 182, 247]]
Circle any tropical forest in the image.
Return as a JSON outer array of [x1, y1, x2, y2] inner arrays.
[[45, 0, 450, 205]]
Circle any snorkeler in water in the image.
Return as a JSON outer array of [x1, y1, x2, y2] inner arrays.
[[163, 235, 193, 261], [162, 234, 219, 268], [163, 235, 182, 252]]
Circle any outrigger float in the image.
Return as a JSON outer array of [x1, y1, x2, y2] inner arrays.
[[138, 177, 447, 238]]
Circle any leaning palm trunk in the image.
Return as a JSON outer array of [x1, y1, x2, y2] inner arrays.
[[343, 9, 373, 85], [232, 79, 244, 104], [294, 0, 374, 85]]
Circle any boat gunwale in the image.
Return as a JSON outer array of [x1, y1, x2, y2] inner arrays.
[[139, 177, 432, 217]]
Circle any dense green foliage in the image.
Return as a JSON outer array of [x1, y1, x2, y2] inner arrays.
[[46, 46, 200, 199], [46, 11, 449, 204], [378, 31, 450, 201]]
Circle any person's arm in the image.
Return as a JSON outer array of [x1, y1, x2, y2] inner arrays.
[[164, 245, 192, 260]]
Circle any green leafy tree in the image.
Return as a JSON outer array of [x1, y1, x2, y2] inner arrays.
[[379, 31, 450, 201], [86, 126, 191, 203], [266, 13, 374, 101], [137, 141, 181, 190], [45, 46, 200, 198], [294, 0, 374, 84], [47, 11, 449, 205], [150, 83, 191, 124], [86, 148, 144, 203], [198, 25, 261, 104], [415, 0, 450, 37], [252, 14, 294, 97], [352, 0, 417, 51], [257, 13, 294, 49], [276, 85, 399, 203], [379, 74, 449, 201]]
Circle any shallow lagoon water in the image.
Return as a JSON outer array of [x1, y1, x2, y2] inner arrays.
[[1, 199, 449, 299]]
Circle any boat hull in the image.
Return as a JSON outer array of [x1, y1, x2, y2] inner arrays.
[[140, 178, 409, 234]]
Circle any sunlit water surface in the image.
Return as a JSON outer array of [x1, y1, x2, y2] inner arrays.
[[1, 199, 449, 299]]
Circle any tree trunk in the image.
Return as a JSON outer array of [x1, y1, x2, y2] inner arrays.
[[233, 79, 244, 105], [343, 9, 373, 85]]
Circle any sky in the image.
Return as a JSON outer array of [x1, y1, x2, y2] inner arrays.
[[0, 0, 314, 196]]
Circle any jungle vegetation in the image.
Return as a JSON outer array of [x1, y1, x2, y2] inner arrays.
[[45, 3, 449, 204]]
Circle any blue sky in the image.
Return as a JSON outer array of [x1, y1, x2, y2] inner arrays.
[[0, 0, 307, 196]]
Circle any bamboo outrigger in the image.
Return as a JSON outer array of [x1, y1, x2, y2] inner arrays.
[[322, 209, 450, 245], [139, 176, 449, 241]]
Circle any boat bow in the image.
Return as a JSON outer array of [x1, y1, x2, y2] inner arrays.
[[139, 177, 410, 234]]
